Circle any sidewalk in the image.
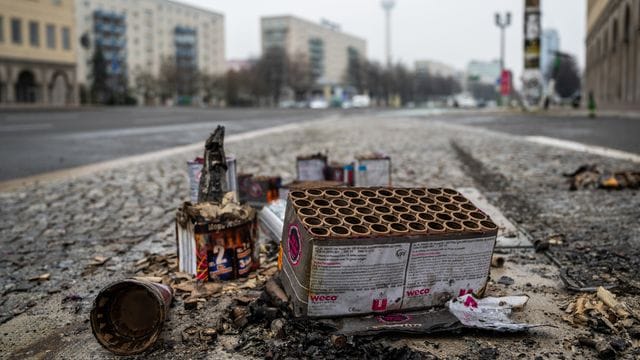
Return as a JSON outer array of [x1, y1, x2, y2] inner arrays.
[[1, 115, 638, 359]]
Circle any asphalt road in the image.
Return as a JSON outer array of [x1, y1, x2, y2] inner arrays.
[[0, 107, 366, 181], [424, 111, 640, 154], [1, 107, 638, 182]]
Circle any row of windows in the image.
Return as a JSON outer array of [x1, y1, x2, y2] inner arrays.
[[0, 16, 71, 50], [588, 2, 640, 65]]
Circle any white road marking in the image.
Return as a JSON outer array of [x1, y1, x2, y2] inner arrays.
[[0, 116, 339, 192], [0, 123, 53, 132], [525, 136, 640, 163]]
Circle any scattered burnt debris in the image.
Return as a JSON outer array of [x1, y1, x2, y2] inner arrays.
[[564, 164, 640, 190]]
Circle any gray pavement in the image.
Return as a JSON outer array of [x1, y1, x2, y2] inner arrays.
[[1, 114, 639, 358], [0, 107, 368, 181], [414, 110, 640, 154]]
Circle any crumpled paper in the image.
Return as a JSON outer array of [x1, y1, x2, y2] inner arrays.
[[448, 294, 548, 331]]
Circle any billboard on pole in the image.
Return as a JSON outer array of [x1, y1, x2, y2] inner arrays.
[[522, 0, 543, 107]]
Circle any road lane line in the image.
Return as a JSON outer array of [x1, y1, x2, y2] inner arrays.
[[525, 136, 640, 163], [0, 123, 53, 132], [0, 116, 338, 192]]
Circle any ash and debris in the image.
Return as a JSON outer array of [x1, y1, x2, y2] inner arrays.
[[1, 115, 639, 359]]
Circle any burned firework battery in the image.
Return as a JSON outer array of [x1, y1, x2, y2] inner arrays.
[[280, 187, 498, 318], [188, 156, 238, 203], [176, 202, 257, 281]]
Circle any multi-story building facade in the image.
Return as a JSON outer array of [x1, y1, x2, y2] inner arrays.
[[415, 60, 459, 78], [75, 0, 225, 102], [261, 16, 367, 86], [586, 0, 640, 109], [0, 0, 78, 105]]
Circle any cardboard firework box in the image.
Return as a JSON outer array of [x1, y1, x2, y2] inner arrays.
[[238, 174, 281, 206], [176, 203, 258, 281], [296, 154, 328, 181], [279, 187, 498, 317], [354, 154, 391, 187]]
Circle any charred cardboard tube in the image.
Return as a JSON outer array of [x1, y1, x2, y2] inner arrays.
[[309, 227, 330, 237], [337, 207, 355, 216], [343, 216, 362, 226], [401, 196, 419, 205], [427, 221, 445, 233], [266, 278, 289, 307], [391, 205, 409, 214], [317, 207, 337, 217], [444, 221, 463, 231], [444, 203, 460, 212], [376, 189, 394, 198], [453, 212, 469, 221], [312, 198, 330, 207], [460, 203, 478, 212], [452, 195, 469, 204], [491, 255, 505, 268], [298, 207, 318, 217], [305, 188, 323, 197], [409, 204, 426, 213], [367, 197, 385, 206], [323, 216, 343, 226], [417, 212, 435, 222], [360, 189, 377, 198], [90, 279, 173, 356], [418, 196, 436, 205], [389, 222, 409, 233], [427, 188, 442, 196], [393, 188, 411, 197], [343, 190, 360, 198], [436, 212, 453, 222], [362, 215, 381, 224], [410, 188, 427, 197], [355, 206, 373, 216], [442, 188, 459, 196], [330, 225, 351, 237], [350, 225, 370, 236], [293, 199, 312, 208], [381, 214, 399, 223], [289, 191, 307, 200], [463, 220, 481, 231], [331, 198, 350, 208], [322, 189, 341, 198], [373, 205, 391, 215], [384, 197, 402, 205], [469, 211, 488, 221], [480, 220, 498, 231], [303, 217, 323, 227], [399, 213, 417, 223], [370, 223, 390, 235], [408, 222, 426, 232], [349, 198, 368, 207], [435, 195, 451, 204]]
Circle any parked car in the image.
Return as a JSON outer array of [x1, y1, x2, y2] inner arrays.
[[309, 98, 329, 109], [352, 95, 371, 108]]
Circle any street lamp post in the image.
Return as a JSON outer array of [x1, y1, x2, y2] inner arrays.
[[381, 0, 396, 68], [495, 12, 511, 72]]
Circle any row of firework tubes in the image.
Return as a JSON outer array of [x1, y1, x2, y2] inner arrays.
[[289, 187, 499, 238]]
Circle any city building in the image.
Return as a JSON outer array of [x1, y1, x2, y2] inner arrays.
[[585, 0, 640, 109], [541, 29, 560, 77], [465, 59, 501, 85], [0, 0, 78, 105], [414, 60, 458, 78], [261, 16, 367, 86], [75, 0, 225, 102]]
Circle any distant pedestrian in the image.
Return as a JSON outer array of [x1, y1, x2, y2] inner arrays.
[[588, 91, 597, 118]]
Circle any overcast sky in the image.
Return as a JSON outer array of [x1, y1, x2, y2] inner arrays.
[[178, 0, 585, 81]]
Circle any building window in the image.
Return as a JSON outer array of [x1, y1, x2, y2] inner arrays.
[[46, 24, 56, 49], [51, 0, 62, 5], [623, 6, 630, 44], [29, 21, 39, 47], [62, 27, 70, 50], [11, 18, 22, 44], [0, 17, 4, 43]]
